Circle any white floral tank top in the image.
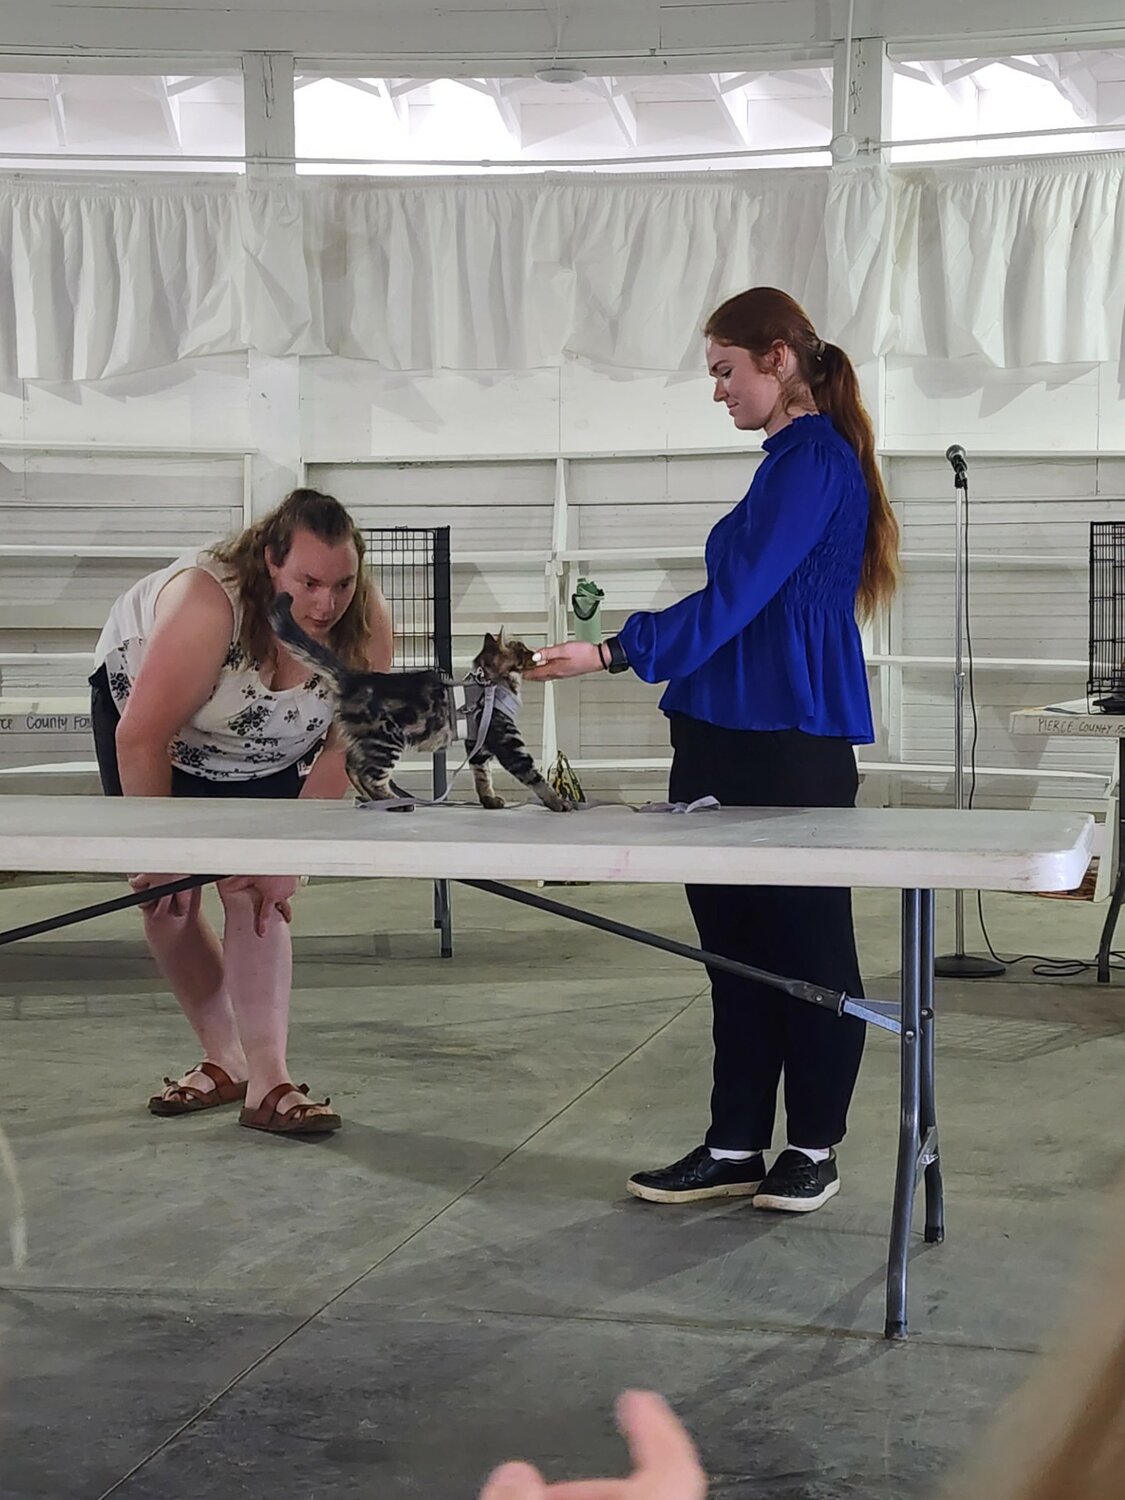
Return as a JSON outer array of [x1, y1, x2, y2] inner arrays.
[[93, 549, 334, 782]]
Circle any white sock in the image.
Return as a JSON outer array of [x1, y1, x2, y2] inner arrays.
[[788, 1145, 831, 1163], [708, 1147, 765, 1161]]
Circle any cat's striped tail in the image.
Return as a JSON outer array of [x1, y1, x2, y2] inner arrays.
[[268, 592, 348, 691]]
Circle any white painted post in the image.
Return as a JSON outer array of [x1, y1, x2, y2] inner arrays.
[[242, 52, 296, 179], [832, 35, 891, 161], [242, 53, 301, 516]]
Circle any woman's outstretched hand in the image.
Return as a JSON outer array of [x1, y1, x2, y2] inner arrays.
[[478, 1391, 707, 1500], [522, 642, 605, 681]]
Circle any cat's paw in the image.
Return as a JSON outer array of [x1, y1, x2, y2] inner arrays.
[[480, 794, 507, 810], [540, 790, 574, 813]]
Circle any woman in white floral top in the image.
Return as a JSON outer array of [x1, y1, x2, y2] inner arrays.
[[90, 489, 393, 1136]]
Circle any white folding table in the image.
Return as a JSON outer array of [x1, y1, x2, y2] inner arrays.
[[0, 795, 1094, 1339]]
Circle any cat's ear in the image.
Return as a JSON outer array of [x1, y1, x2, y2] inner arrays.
[[495, 626, 507, 644], [483, 632, 496, 649]]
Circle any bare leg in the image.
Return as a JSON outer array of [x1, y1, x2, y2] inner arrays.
[[142, 888, 248, 1098], [219, 885, 333, 1118]]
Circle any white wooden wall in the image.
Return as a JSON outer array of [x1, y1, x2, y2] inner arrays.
[[880, 356, 1125, 814], [2, 348, 1124, 813]]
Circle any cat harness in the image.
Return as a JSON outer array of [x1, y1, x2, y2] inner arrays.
[[449, 665, 521, 753]]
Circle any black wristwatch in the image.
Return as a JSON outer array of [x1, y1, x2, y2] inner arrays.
[[602, 635, 630, 674]]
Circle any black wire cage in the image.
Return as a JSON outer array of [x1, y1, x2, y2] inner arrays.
[[1088, 520, 1125, 713], [363, 525, 453, 674], [362, 524, 455, 955]]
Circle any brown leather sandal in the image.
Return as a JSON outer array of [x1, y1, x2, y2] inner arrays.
[[238, 1082, 342, 1137], [148, 1061, 248, 1117]]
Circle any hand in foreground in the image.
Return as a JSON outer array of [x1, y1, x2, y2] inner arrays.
[[128, 873, 194, 919], [478, 1391, 707, 1500], [218, 874, 300, 936], [522, 642, 605, 682]]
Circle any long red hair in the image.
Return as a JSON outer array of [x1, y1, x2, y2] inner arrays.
[[705, 287, 898, 620]]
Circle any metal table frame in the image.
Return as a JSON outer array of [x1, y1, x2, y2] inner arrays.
[[0, 869, 942, 1340]]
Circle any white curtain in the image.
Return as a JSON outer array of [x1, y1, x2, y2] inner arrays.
[[0, 177, 245, 380], [1, 156, 1124, 381], [892, 154, 1125, 366], [274, 171, 890, 371]]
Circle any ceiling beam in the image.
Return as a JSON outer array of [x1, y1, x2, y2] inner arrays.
[[592, 76, 637, 147], [918, 57, 986, 111], [157, 76, 183, 153], [386, 78, 428, 127], [45, 74, 67, 148], [715, 71, 760, 93], [706, 73, 751, 146], [769, 67, 834, 96], [456, 77, 522, 144], [998, 57, 1053, 81], [918, 59, 945, 86], [370, 79, 412, 135], [1036, 51, 1099, 122], [892, 62, 935, 85], [293, 74, 418, 133], [941, 58, 992, 85], [484, 79, 522, 143], [998, 53, 1098, 120], [163, 76, 216, 98], [331, 76, 418, 135], [335, 77, 384, 99]]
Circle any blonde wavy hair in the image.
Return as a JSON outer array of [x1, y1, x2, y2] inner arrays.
[[208, 489, 371, 671]]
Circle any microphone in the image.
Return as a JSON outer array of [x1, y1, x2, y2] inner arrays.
[[945, 443, 968, 477]]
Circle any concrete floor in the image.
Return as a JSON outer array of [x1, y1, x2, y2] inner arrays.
[[1, 873, 1124, 1499]]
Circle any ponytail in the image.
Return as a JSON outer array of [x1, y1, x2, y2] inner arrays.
[[814, 341, 899, 621]]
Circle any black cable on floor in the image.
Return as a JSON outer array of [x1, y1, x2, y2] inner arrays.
[[972, 889, 1125, 977]]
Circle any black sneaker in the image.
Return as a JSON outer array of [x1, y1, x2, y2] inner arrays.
[[752, 1149, 840, 1213], [626, 1146, 766, 1204]]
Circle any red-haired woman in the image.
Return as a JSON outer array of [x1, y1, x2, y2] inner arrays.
[[528, 287, 899, 1213]]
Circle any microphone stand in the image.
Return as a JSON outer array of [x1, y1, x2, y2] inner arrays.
[[933, 444, 1006, 979]]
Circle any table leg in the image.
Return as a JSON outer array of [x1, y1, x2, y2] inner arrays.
[[464, 876, 944, 1342], [433, 879, 453, 959], [920, 889, 944, 1245], [1096, 737, 1125, 983], [432, 749, 454, 958], [886, 888, 923, 1340]]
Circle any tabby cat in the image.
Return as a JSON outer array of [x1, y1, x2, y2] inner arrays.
[[269, 593, 571, 812]]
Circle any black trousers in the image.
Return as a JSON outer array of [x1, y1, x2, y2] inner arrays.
[[668, 713, 867, 1151], [89, 664, 309, 801]]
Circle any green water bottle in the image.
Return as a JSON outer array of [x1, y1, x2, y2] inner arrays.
[[572, 577, 605, 644]]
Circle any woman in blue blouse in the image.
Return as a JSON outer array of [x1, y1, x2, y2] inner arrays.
[[526, 287, 899, 1213]]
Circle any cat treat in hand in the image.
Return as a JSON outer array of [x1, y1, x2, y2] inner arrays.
[[269, 594, 572, 812]]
